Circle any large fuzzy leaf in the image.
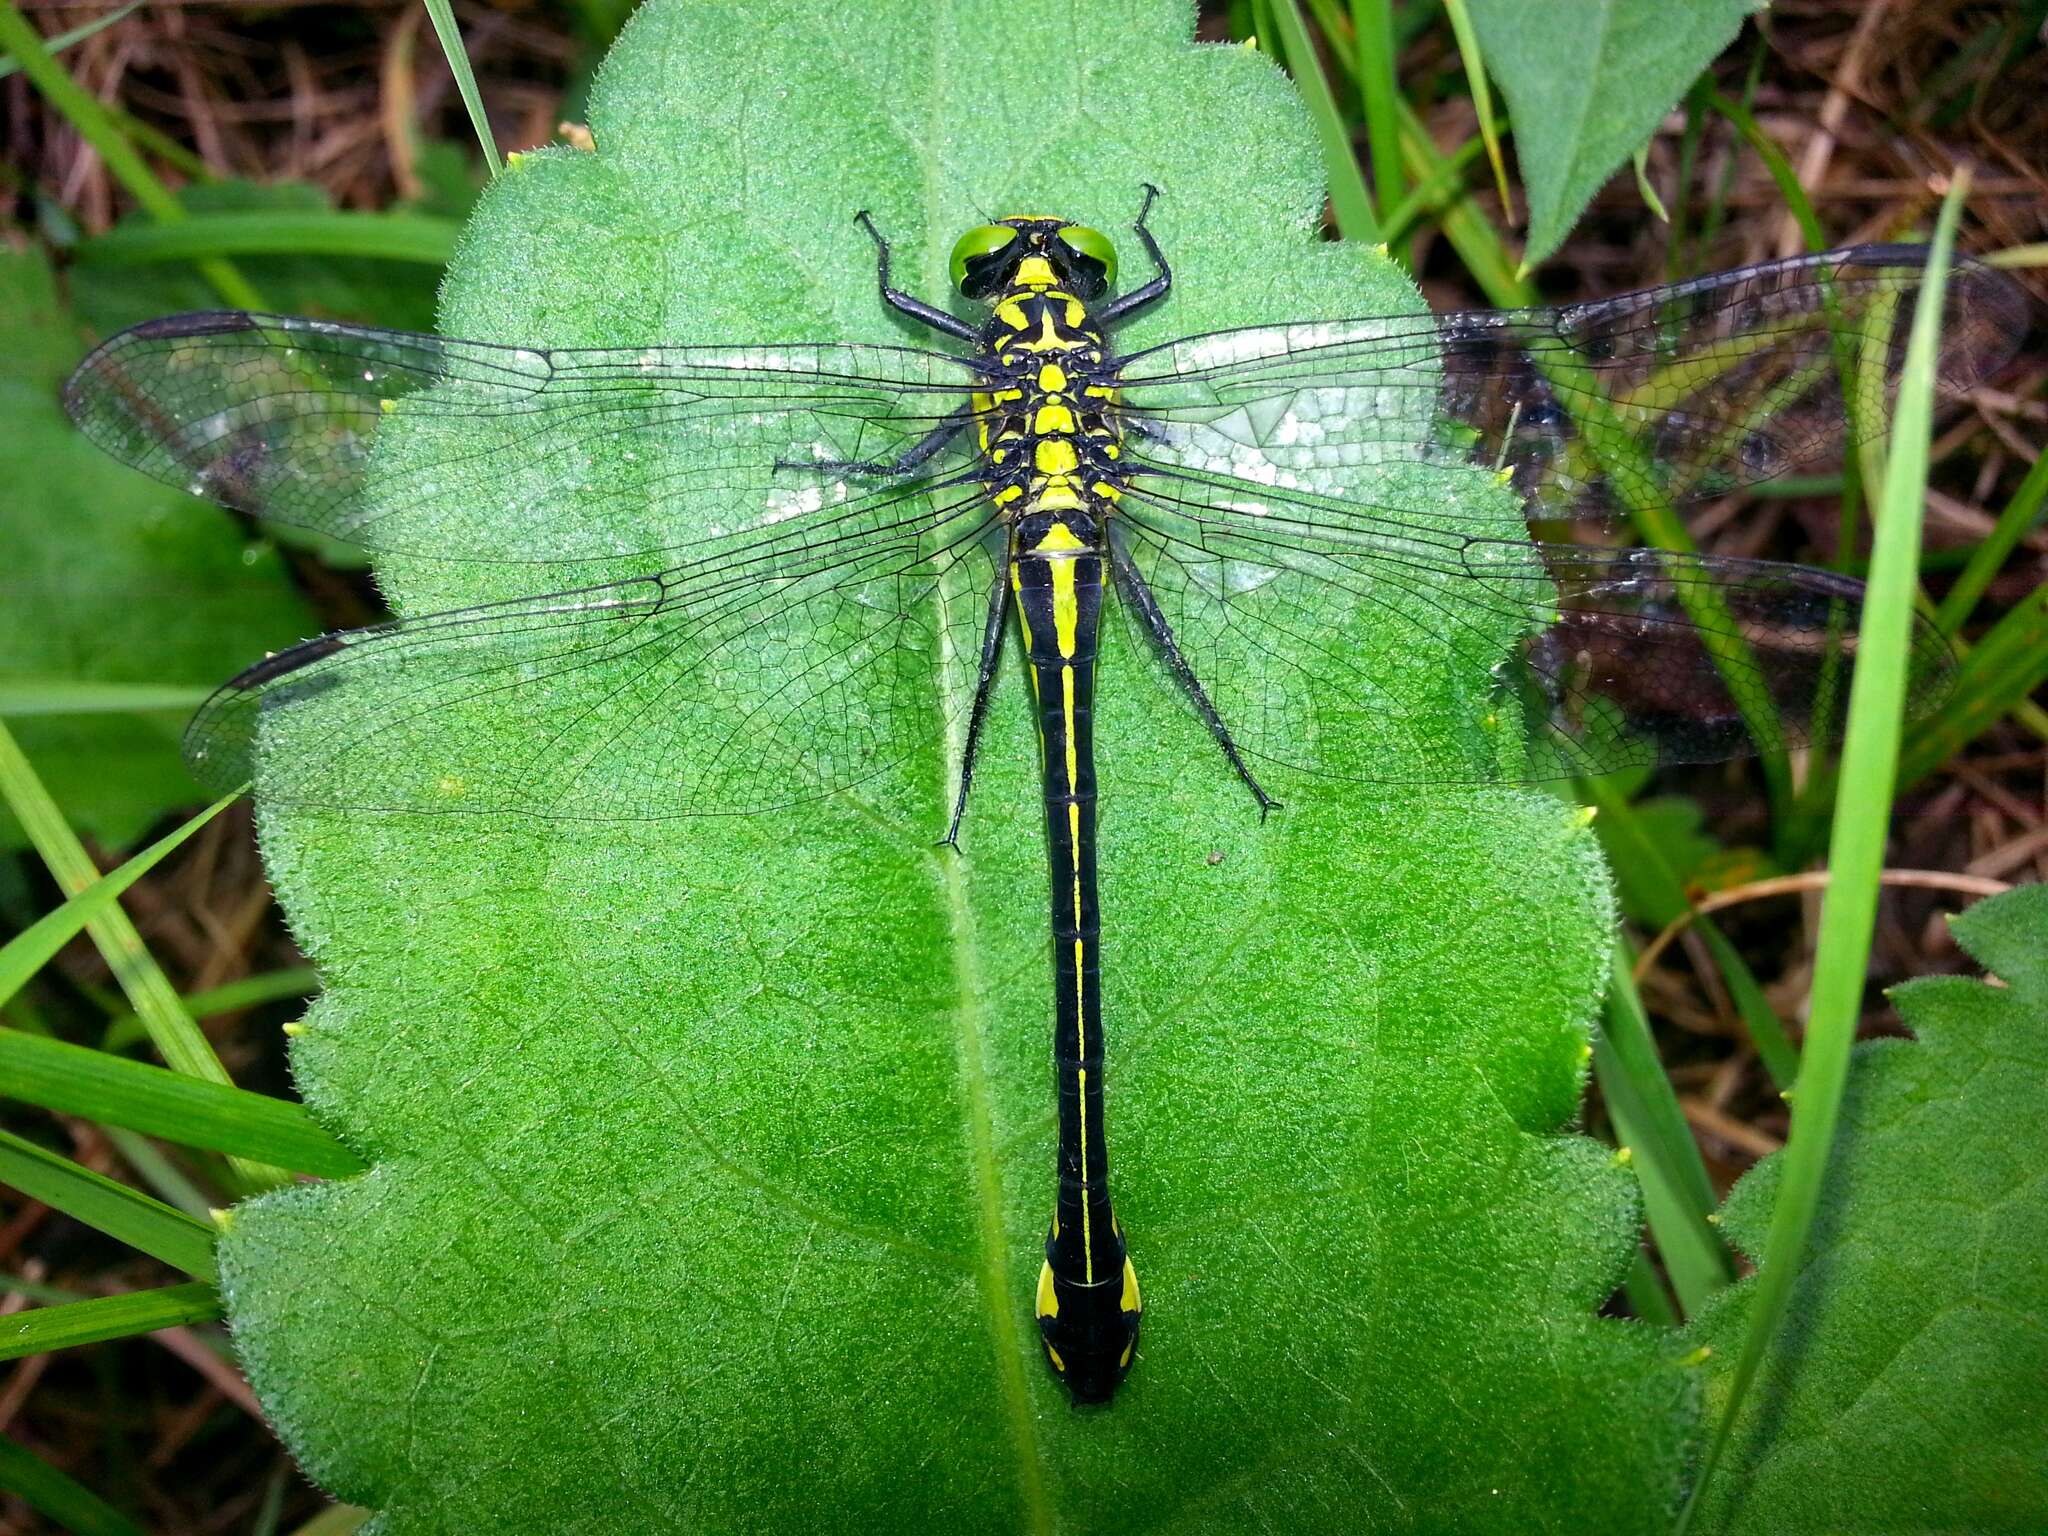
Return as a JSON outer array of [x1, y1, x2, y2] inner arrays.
[[215, 1, 1689, 1528], [1689, 884, 2048, 1534], [1466, 0, 1763, 267], [0, 249, 312, 849]]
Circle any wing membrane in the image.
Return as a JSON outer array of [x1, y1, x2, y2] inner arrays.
[[1118, 246, 2026, 526], [64, 311, 984, 564], [1114, 468, 1956, 786], [71, 247, 2018, 817], [186, 484, 1001, 818]]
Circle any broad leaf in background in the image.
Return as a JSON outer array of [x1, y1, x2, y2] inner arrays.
[[215, 0, 1690, 1528], [1688, 884, 2048, 1534], [0, 250, 312, 849], [1466, 0, 1763, 267]]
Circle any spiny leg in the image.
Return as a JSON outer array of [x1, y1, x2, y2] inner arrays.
[[1107, 524, 1280, 818], [855, 210, 979, 344], [1098, 184, 1171, 326], [794, 399, 977, 480], [940, 545, 1012, 849]]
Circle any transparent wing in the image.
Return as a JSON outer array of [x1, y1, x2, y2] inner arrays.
[[1100, 246, 2016, 784], [1117, 245, 2027, 526], [1113, 470, 1957, 786], [185, 482, 1002, 818], [63, 311, 983, 564]]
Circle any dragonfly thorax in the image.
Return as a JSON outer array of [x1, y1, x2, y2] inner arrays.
[[976, 283, 1128, 527]]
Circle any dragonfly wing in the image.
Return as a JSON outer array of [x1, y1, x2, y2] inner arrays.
[[64, 311, 983, 565], [1117, 246, 2026, 527], [1113, 470, 1955, 786], [188, 482, 1002, 819]]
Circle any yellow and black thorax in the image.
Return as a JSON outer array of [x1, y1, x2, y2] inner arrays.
[[961, 218, 1130, 536]]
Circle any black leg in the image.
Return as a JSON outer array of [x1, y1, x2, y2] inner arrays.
[[941, 546, 1013, 848], [857, 211, 980, 345], [1098, 184, 1172, 326], [1107, 524, 1279, 818], [797, 400, 976, 479]]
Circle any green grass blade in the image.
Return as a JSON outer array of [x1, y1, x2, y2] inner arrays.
[[0, 1029, 364, 1179], [1899, 580, 2048, 790], [1269, 0, 1380, 241], [102, 965, 319, 1053], [1440, 0, 1513, 225], [1934, 443, 2048, 634], [1377, 129, 1489, 248], [74, 209, 462, 267], [103, 1125, 218, 1218], [1631, 146, 1671, 225], [0, 1432, 148, 1536], [1596, 938, 1734, 1316], [1707, 91, 1826, 252], [1395, 95, 1525, 303], [0, 0, 262, 310], [0, 1280, 221, 1361], [0, 0, 138, 79], [0, 680, 211, 717], [1582, 777, 1801, 1088], [1675, 172, 1969, 1536], [0, 1128, 216, 1280], [1695, 924, 1800, 1089], [1622, 1246, 1681, 1328], [421, 0, 503, 176], [0, 786, 235, 1009], [1350, 0, 1405, 218], [0, 726, 283, 1187]]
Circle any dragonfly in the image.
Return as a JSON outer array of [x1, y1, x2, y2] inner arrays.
[[64, 188, 2024, 1404]]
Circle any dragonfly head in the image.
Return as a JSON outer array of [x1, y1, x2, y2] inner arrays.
[[950, 217, 1118, 303]]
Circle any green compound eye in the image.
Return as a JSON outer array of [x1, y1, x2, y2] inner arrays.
[[1055, 225, 1117, 290], [949, 225, 1019, 292]]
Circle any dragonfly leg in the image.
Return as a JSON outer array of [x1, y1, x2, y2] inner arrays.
[[940, 547, 1013, 849], [1097, 184, 1171, 326], [1107, 524, 1280, 819], [796, 401, 975, 479], [854, 211, 980, 344]]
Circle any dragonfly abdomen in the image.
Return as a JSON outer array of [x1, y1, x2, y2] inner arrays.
[[1011, 513, 1140, 1405]]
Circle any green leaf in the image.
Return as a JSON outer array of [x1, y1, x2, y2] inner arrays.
[[1267, 0, 1379, 240], [1686, 884, 2048, 1533], [1465, 0, 1763, 267], [0, 1281, 222, 1361], [216, 0, 1688, 1527], [0, 248, 314, 848]]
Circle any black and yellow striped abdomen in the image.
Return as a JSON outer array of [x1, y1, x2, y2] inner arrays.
[[1011, 514, 1140, 1405]]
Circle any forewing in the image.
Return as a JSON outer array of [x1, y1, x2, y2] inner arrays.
[[186, 483, 1001, 818], [1117, 246, 2026, 526], [64, 311, 983, 564]]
